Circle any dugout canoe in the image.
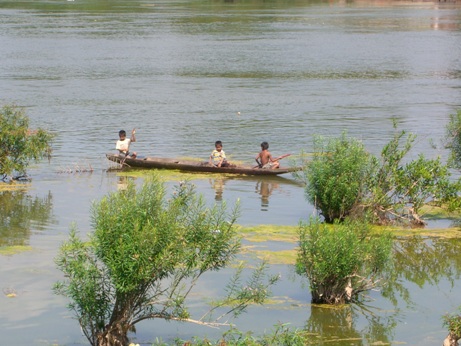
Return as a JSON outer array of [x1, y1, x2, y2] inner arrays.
[[106, 154, 300, 176]]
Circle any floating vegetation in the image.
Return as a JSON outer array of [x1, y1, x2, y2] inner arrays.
[[56, 162, 93, 174], [0, 182, 30, 191], [0, 245, 33, 255], [105, 156, 210, 172], [111, 168, 228, 183], [236, 223, 461, 267], [238, 223, 461, 242], [391, 227, 461, 238], [239, 224, 299, 243], [250, 249, 297, 265]]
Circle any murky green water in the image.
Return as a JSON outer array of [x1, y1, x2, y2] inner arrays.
[[1, 0, 461, 345]]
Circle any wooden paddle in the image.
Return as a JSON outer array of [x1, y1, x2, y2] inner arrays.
[[275, 153, 291, 161]]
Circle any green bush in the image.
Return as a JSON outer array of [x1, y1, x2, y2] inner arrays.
[[445, 109, 461, 169], [294, 132, 373, 223], [296, 125, 461, 226], [367, 128, 461, 225], [54, 177, 278, 346], [442, 307, 461, 346], [0, 104, 53, 181], [296, 217, 393, 304]]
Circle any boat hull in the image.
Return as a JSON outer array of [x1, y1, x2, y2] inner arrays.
[[106, 154, 300, 176]]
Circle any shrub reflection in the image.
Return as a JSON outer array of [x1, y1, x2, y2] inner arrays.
[[0, 190, 54, 247]]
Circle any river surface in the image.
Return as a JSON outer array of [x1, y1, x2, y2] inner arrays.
[[1, 0, 461, 345]]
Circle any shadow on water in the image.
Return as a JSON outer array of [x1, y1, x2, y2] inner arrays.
[[0, 189, 54, 247]]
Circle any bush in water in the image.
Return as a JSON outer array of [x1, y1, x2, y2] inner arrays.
[[0, 104, 53, 182], [54, 176, 279, 346]]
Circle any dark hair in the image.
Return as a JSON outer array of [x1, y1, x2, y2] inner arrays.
[[261, 141, 269, 150], [215, 140, 223, 147], [119, 130, 126, 136]]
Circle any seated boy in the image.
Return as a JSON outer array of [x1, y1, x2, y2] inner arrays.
[[255, 141, 280, 169], [209, 140, 231, 167]]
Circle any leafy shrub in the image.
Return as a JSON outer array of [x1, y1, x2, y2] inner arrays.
[[442, 307, 461, 346], [54, 177, 278, 346], [296, 125, 461, 226], [445, 109, 461, 169], [0, 104, 53, 181], [294, 132, 373, 223], [295, 217, 393, 304], [367, 128, 461, 225]]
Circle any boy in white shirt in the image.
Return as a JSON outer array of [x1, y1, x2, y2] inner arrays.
[[116, 129, 137, 158]]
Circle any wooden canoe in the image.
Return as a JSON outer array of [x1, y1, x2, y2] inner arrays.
[[106, 154, 301, 176]]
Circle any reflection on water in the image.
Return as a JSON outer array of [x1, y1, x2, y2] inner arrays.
[[0, 189, 54, 247], [384, 236, 461, 305], [255, 180, 280, 211], [305, 305, 362, 343], [395, 236, 461, 285], [208, 176, 293, 212], [304, 304, 395, 345], [116, 175, 131, 191], [209, 177, 226, 201]]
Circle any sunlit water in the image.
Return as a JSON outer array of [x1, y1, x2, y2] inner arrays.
[[1, 0, 461, 345]]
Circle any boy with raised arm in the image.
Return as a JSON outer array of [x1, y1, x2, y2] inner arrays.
[[116, 128, 137, 158]]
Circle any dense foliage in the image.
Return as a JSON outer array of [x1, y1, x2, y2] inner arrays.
[[296, 132, 373, 223], [296, 218, 393, 304], [0, 104, 53, 181], [295, 126, 461, 226], [446, 109, 461, 169], [54, 177, 278, 346]]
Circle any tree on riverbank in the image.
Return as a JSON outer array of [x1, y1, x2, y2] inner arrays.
[[295, 124, 461, 226], [54, 177, 279, 346], [0, 104, 53, 182]]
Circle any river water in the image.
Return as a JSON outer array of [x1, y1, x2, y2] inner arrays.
[[1, 0, 461, 345]]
